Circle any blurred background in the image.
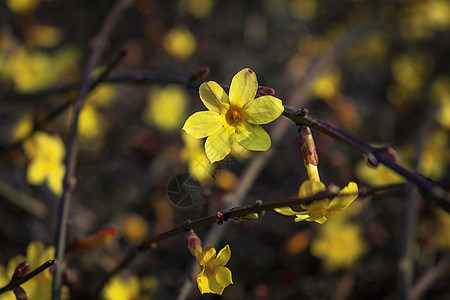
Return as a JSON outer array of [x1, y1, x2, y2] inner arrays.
[[0, 0, 449, 299]]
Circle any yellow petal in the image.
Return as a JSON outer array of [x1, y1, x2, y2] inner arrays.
[[235, 122, 270, 151], [26, 159, 46, 185], [215, 266, 233, 290], [199, 81, 230, 114], [213, 245, 231, 267], [204, 125, 235, 163], [183, 111, 223, 138], [197, 268, 212, 294], [47, 163, 65, 196], [274, 206, 301, 216], [229, 68, 258, 108], [298, 180, 326, 198], [294, 213, 310, 222], [328, 181, 359, 211], [198, 247, 216, 266], [311, 216, 328, 224], [243, 95, 284, 125]]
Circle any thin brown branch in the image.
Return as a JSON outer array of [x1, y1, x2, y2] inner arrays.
[[0, 260, 55, 295], [282, 106, 450, 212], [93, 183, 404, 298]]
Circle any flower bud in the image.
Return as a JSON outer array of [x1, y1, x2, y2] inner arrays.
[[12, 262, 30, 281], [184, 229, 202, 258], [298, 125, 320, 182], [257, 86, 275, 96], [13, 287, 29, 300], [190, 66, 210, 81]]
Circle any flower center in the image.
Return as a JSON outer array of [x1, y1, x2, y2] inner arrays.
[[225, 107, 243, 126]]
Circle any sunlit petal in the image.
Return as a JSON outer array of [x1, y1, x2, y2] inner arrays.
[[215, 267, 233, 289], [235, 122, 270, 151], [182, 111, 223, 138], [199, 81, 230, 114], [198, 247, 216, 266], [229, 68, 258, 107], [328, 181, 359, 211], [243, 95, 284, 124], [213, 245, 231, 267], [274, 206, 301, 216], [205, 125, 235, 163]]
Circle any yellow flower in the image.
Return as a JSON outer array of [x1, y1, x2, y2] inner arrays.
[[5, 47, 54, 93], [78, 103, 106, 144], [5, 0, 40, 15], [163, 26, 197, 60], [180, 132, 214, 185], [183, 68, 284, 163], [12, 114, 33, 143], [143, 85, 188, 132], [2, 241, 67, 300], [122, 214, 149, 243], [275, 180, 358, 224], [22, 132, 65, 196], [196, 245, 233, 295], [102, 274, 140, 300], [311, 219, 367, 271], [178, 0, 215, 19]]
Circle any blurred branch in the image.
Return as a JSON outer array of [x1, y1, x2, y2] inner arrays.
[[0, 260, 55, 295], [282, 106, 450, 212], [410, 254, 450, 300], [51, 1, 135, 299], [396, 103, 434, 299], [0, 179, 49, 223]]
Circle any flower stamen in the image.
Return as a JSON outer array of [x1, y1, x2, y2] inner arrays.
[[226, 108, 242, 126]]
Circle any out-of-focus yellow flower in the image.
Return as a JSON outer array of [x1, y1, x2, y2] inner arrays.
[[163, 26, 197, 60], [290, 0, 317, 21], [196, 245, 233, 295], [102, 274, 140, 300], [12, 114, 33, 143], [311, 219, 367, 271], [180, 132, 214, 185], [178, 0, 215, 18], [5, 0, 40, 15], [122, 214, 149, 243], [78, 103, 106, 143], [214, 169, 238, 191], [77, 84, 115, 146], [275, 180, 359, 224], [348, 32, 387, 62], [313, 67, 341, 100], [5, 47, 54, 93], [3, 241, 62, 300], [356, 159, 406, 185], [418, 128, 449, 181], [434, 209, 450, 250], [143, 85, 188, 133], [387, 52, 434, 107], [0, 265, 15, 300], [52, 46, 81, 83], [86, 84, 116, 108], [183, 68, 284, 163], [399, 0, 450, 40], [26, 24, 64, 48], [23, 132, 65, 196], [430, 76, 450, 129]]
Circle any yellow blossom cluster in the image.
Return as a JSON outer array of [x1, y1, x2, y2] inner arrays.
[[22, 131, 66, 196]]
